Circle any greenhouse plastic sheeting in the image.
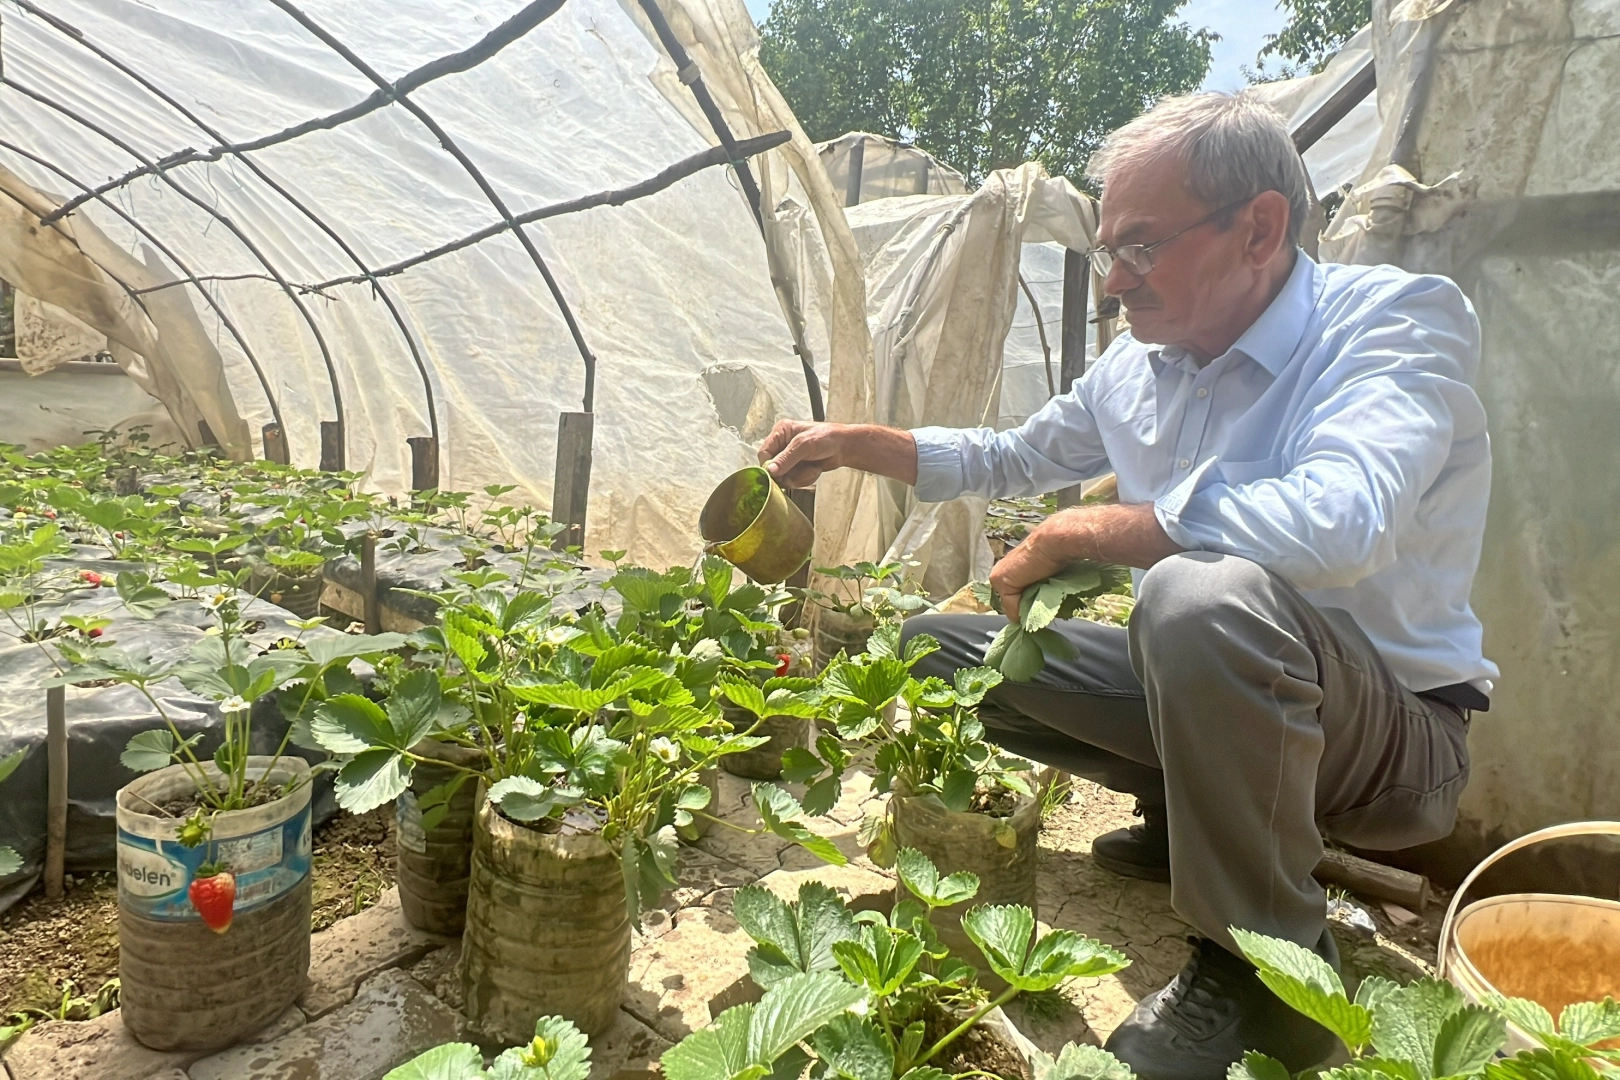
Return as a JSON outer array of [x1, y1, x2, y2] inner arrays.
[[1317, 0, 1620, 880], [813, 166, 1099, 600], [0, 0, 870, 569], [0, 560, 337, 912]]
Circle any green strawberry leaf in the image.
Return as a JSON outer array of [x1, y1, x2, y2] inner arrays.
[[1232, 928, 1371, 1053], [895, 847, 979, 909], [812, 1013, 893, 1080], [381, 1041, 485, 1079], [1225, 1051, 1293, 1080], [334, 747, 412, 814]]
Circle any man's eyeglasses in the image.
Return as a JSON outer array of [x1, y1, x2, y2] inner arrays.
[[1085, 197, 1255, 279]]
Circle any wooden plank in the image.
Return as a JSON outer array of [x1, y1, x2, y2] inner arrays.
[[1292, 57, 1376, 155], [45, 686, 66, 900], [844, 137, 866, 207], [551, 411, 594, 551]]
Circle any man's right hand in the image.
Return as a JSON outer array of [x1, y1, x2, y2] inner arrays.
[[758, 420, 847, 488]]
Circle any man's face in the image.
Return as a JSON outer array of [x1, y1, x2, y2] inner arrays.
[[1095, 155, 1258, 354]]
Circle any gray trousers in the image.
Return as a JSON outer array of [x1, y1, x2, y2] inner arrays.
[[902, 552, 1471, 953]]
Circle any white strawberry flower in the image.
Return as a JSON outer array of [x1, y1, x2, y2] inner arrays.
[[202, 592, 229, 610], [649, 737, 679, 764], [221, 695, 249, 713]]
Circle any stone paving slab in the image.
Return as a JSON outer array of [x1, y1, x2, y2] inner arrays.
[[624, 903, 755, 1044], [188, 969, 459, 1080], [586, 1009, 671, 1080], [2, 1010, 199, 1080], [299, 887, 445, 1018]]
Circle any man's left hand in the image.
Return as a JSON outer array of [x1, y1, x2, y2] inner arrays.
[[989, 512, 1084, 624]]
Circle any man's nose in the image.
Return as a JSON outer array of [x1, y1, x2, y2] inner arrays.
[[1103, 258, 1141, 297]]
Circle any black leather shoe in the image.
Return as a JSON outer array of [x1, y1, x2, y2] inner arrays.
[[1104, 936, 1340, 1080], [1091, 801, 1171, 883]]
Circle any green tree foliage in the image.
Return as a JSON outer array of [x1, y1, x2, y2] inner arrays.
[[758, 0, 1212, 184], [1255, 0, 1371, 79]]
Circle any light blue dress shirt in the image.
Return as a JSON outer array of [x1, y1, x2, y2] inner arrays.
[[913, 252, 1497, 695]]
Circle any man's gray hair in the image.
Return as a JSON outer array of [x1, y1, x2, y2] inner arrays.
[[1087, 92, 1311, 246]]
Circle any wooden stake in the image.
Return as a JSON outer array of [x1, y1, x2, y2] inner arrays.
[[408, 436, 440, 492], [319, 420, 345, 472], [1315, 848, 1431, 912], [45, 686, 66, 900], [1054, 248, 1090, 510], [261, 422, 290, 465], [361, 531, 380, 634], [551, 411, 593, 551]]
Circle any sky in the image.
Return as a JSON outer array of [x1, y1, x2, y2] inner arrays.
[[739, 0, 1290, 93]]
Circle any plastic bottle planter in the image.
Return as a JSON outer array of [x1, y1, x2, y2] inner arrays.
[[461, 799, 631, 1042], [718, 704, 811, 781], [812, 609, 876, 671], [249, 563, 325, 620], [395, 742, 486, 936], [890, 789, 1040, 990], [116, 757, 313, 1051]]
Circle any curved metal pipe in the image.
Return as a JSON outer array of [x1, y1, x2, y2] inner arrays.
[[262, 0, 600, 412], [0, 137, 287, 437], [1, 76, 347, 462]]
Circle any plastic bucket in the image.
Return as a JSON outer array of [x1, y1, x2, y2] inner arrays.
[[1438, 821, 1620, 1054], [699, 466, 812, 585], [116, 757, 313, 1050]]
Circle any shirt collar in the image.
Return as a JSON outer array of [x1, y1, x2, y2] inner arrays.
[[1226, 249, 1318, 378], [1145, 250, 1319, 379]]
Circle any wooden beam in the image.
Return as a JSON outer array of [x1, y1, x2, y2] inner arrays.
[[1292, 56, 1376, 155], [1315, 848, 1431, 912], [262, 422, 290, 465], [361, 532, 381, 634], [1054, 248, 1090, 509], [319, 420, 345, 472], [408, 436, 440, 492]]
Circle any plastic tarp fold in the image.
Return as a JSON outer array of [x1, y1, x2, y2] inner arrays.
[[815, 164, 1099, 599]]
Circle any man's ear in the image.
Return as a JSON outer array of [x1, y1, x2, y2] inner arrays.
[[1243, 190, 1294, 266]]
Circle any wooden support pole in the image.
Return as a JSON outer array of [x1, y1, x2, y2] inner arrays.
[[361, 531, 380, 635], [45, 686, 66, 901], [319, 420, 345, 472], [408, 436, 440, 492], [550, 411, 594, 552], [1315, 848, 1431, 912], [262, 422, 290, 465], [1054, 248, 1090, 510], [844, 138, 865, 208]]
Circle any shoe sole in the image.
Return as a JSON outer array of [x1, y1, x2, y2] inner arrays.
[[1090, 848, 1172, 883]]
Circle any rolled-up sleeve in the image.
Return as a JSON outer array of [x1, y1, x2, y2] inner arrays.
[[912, 380, 1112, 503], [1155, 283, 1482, 591]]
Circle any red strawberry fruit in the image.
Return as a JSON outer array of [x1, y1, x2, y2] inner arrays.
[[775, 652, 792, 676], [189, 865, 236, 933], [87, 627, 103, 639], [79, 570, 103, 587]]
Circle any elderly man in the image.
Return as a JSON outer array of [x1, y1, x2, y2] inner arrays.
[[758, 92, 1492, 1078]]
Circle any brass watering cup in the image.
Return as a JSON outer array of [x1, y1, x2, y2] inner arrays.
[[699, 466, 813, 584]]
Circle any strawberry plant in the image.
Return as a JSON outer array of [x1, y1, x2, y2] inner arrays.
[[0, 747, 25, 877], [797, 558, 934, 627], [752, 624, 1032, 831], [972, 562, 1129, 683], [1229, 930, 1620, 1080], [385, 1015, 592, 1080], [660, 847, 1130, 1080], [311, 569, 843, 923]]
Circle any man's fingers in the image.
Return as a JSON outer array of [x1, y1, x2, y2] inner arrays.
[[998, 589, 1022, 625], [757, 420, 803, 464]]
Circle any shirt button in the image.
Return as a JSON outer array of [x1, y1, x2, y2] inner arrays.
[[1178, 458, 1191, 469], [1196, 387, 1209, 398]]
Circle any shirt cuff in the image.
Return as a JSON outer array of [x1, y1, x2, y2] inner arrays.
[[910, 426, 968, 503]]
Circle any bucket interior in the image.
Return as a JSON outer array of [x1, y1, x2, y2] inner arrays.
[[700, 468, 770, 544], [1454, 895, 1620, 1024]]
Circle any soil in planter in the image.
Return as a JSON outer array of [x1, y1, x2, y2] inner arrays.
[[0, 805, 395, 1015], [920, 1004, 1032, 1080]]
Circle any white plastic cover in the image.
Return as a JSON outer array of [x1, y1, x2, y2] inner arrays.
[[0, 0, 869, 568]]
